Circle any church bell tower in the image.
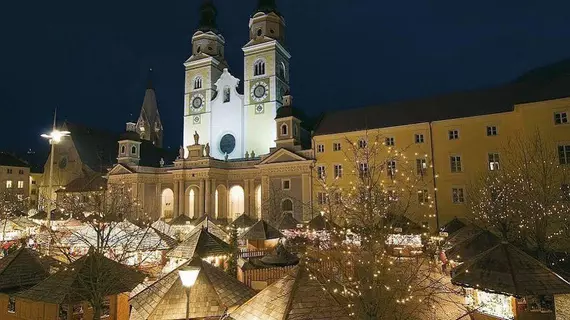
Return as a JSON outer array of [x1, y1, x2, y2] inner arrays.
[[243, 0, 291, 157], [183, 0, 228, 156]]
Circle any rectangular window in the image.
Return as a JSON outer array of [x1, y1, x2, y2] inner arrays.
[[31, 180, 36, 185], [17, 181, 24, 189], [562, 184, 570, 201], [450, 156, 462, 173], [358, 139, 367, 149], [417, 189, 429, 204], [416, 158, 427, 176], [452, 188, 465, 204], [486, 126, 498, 136], [387, 160, 396, 177], [334, 164, 343, 179], [359, 162, 368, 177], [448, 130, 459, 140], [317, 192, 328, 205], [6, 169, 12, 174], [415, 134, 424, 143], [333, 142, 341, 151], [282, 179, 291, 190], [559, 145, 570, 165], [317, 165, 326, 180], [385, 137, 395, 146], [6, 180, 12, 188], [554, 112, 568, 125], [18, 169, 24, 174], [488, 153, 500, 171], [317, 144, 325, 153]]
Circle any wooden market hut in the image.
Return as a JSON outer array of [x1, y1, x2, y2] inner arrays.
[[439, 216, 468, 236], [231, 213, 257, 231], [307, 214, 340, 231], [383, 214, 425, 256], [443, 224, 485, 251], [239, 220, 283, 250], [188, 215, 229, 242], [445, 230, 500, 268], [14, 250, 144, 320], [130, 257, 255, 320], [452, 242, 570, 319], [230, 266, 352, 320], [165, 228, 230, 272], [277, 212, 301, 230]]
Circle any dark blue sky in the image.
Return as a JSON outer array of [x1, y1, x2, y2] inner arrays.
[[2, 0, 570, 155]]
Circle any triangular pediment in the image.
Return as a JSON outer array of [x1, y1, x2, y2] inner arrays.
[[257, 148, 308, 166], [107, 164, 134, 175]]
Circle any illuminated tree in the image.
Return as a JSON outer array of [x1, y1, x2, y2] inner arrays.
[[468, 130, 570, 262], [310, 131, 465, 320], [0, 189, 29, 241]]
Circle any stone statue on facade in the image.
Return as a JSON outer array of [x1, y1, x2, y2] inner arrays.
[[224, 153, 229, 161], [251, 150, 255, 158], [178, 146, 184, 159], [159, 158, 165, 167], [205, 143, 210, 157], [245, 151, 250, 159], [193, 131, 200, 145]]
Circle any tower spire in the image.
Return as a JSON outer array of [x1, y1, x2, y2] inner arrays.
[[255, 0, 280, 16], [197, 0, 218, 33], [146, 68, 154, 89]]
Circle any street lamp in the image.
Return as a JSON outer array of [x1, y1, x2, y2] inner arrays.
[[41, 112, 70, 228], [179, 264, 201, 320]]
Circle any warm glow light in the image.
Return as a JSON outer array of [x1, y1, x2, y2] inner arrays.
[[41, 129, 70, 143], [178, 265, 201, 288]]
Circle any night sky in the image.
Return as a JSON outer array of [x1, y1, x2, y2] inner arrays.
[[2, 0, 570, 156]]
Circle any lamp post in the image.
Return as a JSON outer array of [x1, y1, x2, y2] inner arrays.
[[40, 112, 70, 228], [178, 264, 201, 320]]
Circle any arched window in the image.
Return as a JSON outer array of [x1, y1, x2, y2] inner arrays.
[[256, 28, 263, 37], [196, 46, 201, 54], [282, 199, 293, 212], [131, 146, 137, 154], [281, 124, 288, 136], [194, 76, 202, 90], [254, 60, 265, 76], [223, 86, 231, 103], [120, 145, 126, 154], [189, 189, 195, 218]]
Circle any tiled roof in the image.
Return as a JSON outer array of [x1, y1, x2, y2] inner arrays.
[[231, 213, 257, 229], [189, 217, 229, 242], [258, 244, 299, 267], [307, 215, 340, 231], [442, 224, 483, 251], [383, 213, 423, 234], [313, 65, 570, 136], [445, 230, 500, 263], [56, 173, 107, 193], [277, 212, 301, 230], [0, 247, 50, 293], [167, 228, 230, 259], [151, 220, 176, 238], [439, 217, 468, 236], [452, 242, 570, 297], [230, 266, 351, 320], [240, 220, 283, 241], [130, 257, 255, 320], [16, 250, 144, 304], [168, 215, 193, 226], [0, 152, 28, 167]]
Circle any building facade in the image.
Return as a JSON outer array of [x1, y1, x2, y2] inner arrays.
[[46, 0, 570, 231], [0, 153, 30, 208]]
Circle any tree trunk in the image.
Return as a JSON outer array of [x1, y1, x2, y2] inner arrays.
[[92, 305, 101, 320]]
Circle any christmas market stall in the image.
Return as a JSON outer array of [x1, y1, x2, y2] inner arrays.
[[445, 230, 500, 269], [164, 227, 230, 273], [230, 266, 352, 320], [167, 215, 194, 239], [452, 242, 570, 319], [231, 213, 257, 235], [151, 219, 176, 239], [238, 219, 283, 251], [15, 250, 144, 320], [130, 256, 255, 320], [189, 215, 229, 242], [0, 216, 38, 242], [276, 212, 302, 232], [383, 214, 425, 257], [439, 216, 468, 237], [29, 210, 70, 228]]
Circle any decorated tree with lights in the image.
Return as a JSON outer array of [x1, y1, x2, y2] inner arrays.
[[310, 132, 465, 320], [0, 189, 29, 242], [468, 130, 570, 262], [49, 182, 164, 319]]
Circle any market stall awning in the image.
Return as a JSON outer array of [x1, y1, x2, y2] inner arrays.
[[167, 228, 230, 259], [239, 220, 283, 241], [16, 249, 144, 304], [230, 266, 351, 320], [452, 242, 570, 297], [130, 257, 255, 320]]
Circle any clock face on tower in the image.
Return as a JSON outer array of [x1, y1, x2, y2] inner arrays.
[[251, 81, 269, 102], [191, 94, 204, 111]]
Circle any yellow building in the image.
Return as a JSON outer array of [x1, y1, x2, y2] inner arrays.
[[313, 73, 570, 228], [0, 152, 30, 209]]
